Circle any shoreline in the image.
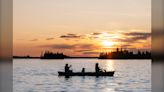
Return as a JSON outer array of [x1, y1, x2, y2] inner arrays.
[[13, 57, 152, 60]]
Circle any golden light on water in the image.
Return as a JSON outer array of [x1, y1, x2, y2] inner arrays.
[[105, 60, 115, 71]]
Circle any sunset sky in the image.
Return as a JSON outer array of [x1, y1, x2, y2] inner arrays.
[[13, 0, 151, 57]]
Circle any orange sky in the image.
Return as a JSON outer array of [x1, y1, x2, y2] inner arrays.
[[13, 0, 151, 57]]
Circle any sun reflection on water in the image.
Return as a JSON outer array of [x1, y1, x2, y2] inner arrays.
[[104, 60, 115, 71]]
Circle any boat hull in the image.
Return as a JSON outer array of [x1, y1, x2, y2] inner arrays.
[[58, 71, 115, 76]]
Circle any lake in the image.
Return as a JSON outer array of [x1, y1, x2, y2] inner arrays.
[[13, 59, 151, 92]]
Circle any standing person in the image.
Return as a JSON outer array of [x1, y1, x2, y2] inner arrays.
[[81, 68, 85, 73], [65, 64, 72, 73], [95, 63, 101, 73]]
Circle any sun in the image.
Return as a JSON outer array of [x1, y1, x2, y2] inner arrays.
[[102, 40, 115, 47]]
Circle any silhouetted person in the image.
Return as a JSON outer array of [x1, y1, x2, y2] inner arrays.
[[65, 64, 72, 73], [81, 68, 85, 73], [95, 63, 101, 73]]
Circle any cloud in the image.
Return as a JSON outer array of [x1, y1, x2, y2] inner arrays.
[[92, 32, 102, 35], [60, 33, 83, 39], [124, 32, 151, 36], [30, 39, 38, 41], [38, 43, 101, 56], [76, 44, 99, 48], [75, 49, 93, 52], [59, 31, 151, 41], [59, 32, 118, 40], [121, 44, 133, 48], [67, 33, 77, 36], [41, 44, 75, 49], [82, 52, 100, 55], [46, 38, 54, 40], [39, 43, 101, 51], [119, 32, 151, 43]]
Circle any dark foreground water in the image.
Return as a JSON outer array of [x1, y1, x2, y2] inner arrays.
[[13, 59, 151, 92]]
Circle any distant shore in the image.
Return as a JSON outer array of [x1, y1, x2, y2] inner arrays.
[[13, 56, 98, 59], [13, 56, 40, 59], [13, 56, 151, 59]]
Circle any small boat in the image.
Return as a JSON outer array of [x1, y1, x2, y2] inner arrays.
[[58, 71, 115, 77]]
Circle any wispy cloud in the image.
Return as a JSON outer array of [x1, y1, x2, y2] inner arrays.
[[92, 32, 102, 35], [60, 32, 104, 40], [124, 32, 151, 36], [60, 33, 83, 39], [46, 37, 54, 40], [40, 44, 75, 49], [40, 43, 100, 49], [74, 49, 93, 52], [29, 39, 38, 41], [39, 43, 101, 56], [119, 32, 151, 43], [82, 51, 100, 55], [59, 31, 151, 44]]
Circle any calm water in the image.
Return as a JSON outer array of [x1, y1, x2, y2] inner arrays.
[[13, 59, 151, 92]]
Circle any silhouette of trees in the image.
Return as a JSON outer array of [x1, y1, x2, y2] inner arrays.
[[99, 48, 151, 59], [40, 51, 69, 59]]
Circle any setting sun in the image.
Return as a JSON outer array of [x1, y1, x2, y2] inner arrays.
[[102, 40, 115, 47]]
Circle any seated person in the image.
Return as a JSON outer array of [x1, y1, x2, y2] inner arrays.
[[95, 63, 106, 72], [65, 64, 72, 73]]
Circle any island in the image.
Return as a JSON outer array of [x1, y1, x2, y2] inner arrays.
[[99, 48, 151, 59]]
